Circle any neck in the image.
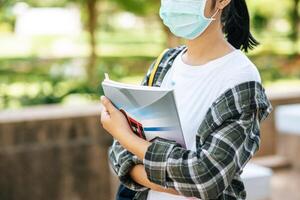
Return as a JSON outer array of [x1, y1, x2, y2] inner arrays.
[[183, 22, 235, 66]]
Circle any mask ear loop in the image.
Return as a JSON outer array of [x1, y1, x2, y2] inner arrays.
[[211, 8, 220, 20]]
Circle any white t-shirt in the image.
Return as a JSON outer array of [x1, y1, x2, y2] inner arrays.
[[146, 49, 261, 200]]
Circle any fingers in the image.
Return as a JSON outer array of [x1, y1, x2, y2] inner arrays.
[[100, 105, 109, 122], [101, 96, 117, 114]]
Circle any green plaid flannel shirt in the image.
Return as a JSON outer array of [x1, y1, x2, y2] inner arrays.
[[108, 46, 273, 200]]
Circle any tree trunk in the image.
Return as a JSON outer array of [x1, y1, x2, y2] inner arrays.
[[290, 0, 300, 54], [86, 0, 98, 86]]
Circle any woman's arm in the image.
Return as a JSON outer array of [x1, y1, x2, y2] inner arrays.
[[109, 139, 179, 195], [108, 139, 147, 191], [101, 81, 273, 199], [101, 96, 180, 195], [129, 164, 180, 196], [118, 110, 262, 199], [106, 59, 157, 192], [101, 96, 181, 195]]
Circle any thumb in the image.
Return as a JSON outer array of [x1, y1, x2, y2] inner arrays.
[[101, 96, 117, 113]]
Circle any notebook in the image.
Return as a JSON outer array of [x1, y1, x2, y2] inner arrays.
[[101, 73, 186, 148]]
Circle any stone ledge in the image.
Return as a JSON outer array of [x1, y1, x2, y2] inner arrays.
[[266, 87, 300, 101], [0, 103, 113, 200], [0, 103, 103, 124]]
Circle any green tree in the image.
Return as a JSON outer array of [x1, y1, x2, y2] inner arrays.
[[0, 0, 100, 85], [60, 0, 100, 86], [288, 0, 300, 54], [111, 0, 181, 47], [111, 0, 160, 15], [77, 0, 99, 86]]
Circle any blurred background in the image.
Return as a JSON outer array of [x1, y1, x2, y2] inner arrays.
[[0, 0, 299, 200]]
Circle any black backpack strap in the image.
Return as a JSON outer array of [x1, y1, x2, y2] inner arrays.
[[148, 48, 170, 86], [149, 45, 187, 87]]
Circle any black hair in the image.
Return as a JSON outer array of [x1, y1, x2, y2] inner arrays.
[[213, 0, 259, 52]]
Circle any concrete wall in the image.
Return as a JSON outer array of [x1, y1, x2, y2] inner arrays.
[[0, 97, 287, 200], [257, 88, 300, 157], [278, 134, 300, 169], [0, 104, 113, 200]]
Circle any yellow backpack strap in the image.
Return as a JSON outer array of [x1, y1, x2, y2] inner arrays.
[[148, 48, 169, 86]]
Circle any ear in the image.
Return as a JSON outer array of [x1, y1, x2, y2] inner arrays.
[[216, 0, 231, 10]]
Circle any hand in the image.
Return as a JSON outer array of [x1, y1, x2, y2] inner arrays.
[[100, 95, 151, 160], [100, 95, 133, 140]]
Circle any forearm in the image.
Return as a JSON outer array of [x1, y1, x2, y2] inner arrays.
[[117, 129, 151, 160], [130, 164, 180, 196], [112, 129, 178, 194], [116, 129, 179, 195]]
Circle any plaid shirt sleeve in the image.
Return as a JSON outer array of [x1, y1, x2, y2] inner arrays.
[[108, 140, 147, 191], [107, 59, 157, 191], [143, 81, 273, 199]]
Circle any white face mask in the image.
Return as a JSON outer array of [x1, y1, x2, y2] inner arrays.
[[159, 0, 219, 40]]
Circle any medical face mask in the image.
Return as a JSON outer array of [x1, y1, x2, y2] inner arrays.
[[159, 0, 219, 40]]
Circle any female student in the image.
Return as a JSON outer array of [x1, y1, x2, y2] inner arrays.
[[101, 0, 273, 199]]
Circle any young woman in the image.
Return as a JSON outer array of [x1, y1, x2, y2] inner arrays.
[[101, 0, 273, 199]]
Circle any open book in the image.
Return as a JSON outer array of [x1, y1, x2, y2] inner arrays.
[[101, 73, 186, 148]]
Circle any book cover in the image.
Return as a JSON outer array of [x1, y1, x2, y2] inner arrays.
[[101, 73, 186, 148]]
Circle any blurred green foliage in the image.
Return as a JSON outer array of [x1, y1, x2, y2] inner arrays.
[[0, 0, 300, 109], [0, 55, 156, 109], [110, 0, 159, 16]]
